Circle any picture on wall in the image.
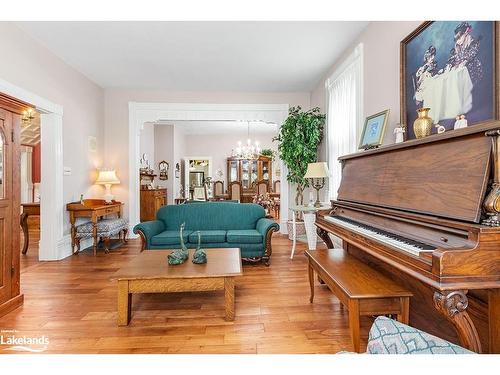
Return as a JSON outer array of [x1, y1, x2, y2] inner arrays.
[[358, 110, 389, 149], [401, 21, 499, 139]]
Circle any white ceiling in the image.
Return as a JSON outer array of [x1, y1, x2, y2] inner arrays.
[[16, 21, 368, 91], [155, 120, 278, 135]]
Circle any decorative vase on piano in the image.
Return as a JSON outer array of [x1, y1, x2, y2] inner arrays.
[[413, 107, 433, 139]]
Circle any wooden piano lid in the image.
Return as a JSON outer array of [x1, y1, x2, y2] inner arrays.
[[337, 123, 497, 223]]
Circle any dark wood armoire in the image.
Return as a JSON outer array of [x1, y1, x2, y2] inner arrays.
[[0, 93, 29, 318]]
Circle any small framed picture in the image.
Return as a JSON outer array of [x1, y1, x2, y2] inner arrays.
[[358, 109, 390, 149]]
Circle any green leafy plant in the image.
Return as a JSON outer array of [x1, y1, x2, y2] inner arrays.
[[260, 148, 276, 160], [273, 106, 325, 206]]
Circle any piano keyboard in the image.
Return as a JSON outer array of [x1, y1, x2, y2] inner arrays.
[[324, 215, 436, 256]]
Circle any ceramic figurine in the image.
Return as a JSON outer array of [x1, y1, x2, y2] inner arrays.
[[454, 114, 468, 130], [435, 123, 446, 134], [393, 124, 405, 143], [167, 223, 189, 265], [192, 231, 207, 264]]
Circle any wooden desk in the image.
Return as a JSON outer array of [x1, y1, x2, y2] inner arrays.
[[20, 202, 40, 254], [66, 199, 123, 255], [112, 248, 242, 326]]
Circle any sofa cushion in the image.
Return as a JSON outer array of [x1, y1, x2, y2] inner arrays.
[[151, 230, 192, 246], [157, 202, 265, 231], [76, 218, 128, 238], [226, 229, 262, 244], [188, 230, 226, 244]]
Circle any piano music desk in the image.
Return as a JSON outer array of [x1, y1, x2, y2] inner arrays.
[[306, 248, 412, 352]]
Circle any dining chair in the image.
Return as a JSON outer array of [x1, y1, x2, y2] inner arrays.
[[228, 181, 242, 202]]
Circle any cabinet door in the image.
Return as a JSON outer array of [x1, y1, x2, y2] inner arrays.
[[241, 159, 250, 189], [227, 160, 239, 183], [261, 160, 270, 181], [0, 113, 13, 304]]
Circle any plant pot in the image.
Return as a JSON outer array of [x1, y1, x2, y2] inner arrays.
[[287, 220, 306, 240]]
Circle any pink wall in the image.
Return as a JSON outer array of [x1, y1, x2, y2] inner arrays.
[[311, 21, 423, 161], [0, 23, 105, 235]]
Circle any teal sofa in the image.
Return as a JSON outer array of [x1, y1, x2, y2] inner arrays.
[[133, 202, 279, 265]]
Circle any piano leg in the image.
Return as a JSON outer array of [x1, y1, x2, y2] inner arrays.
[[317, 227, 334, 249], [433, 290, 482, 353], [489, 289, 500, 353]]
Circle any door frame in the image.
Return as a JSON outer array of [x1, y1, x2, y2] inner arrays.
[[0, 78, 66, 261], [129, 103, 290, 234], [183, 156, 213, 199]]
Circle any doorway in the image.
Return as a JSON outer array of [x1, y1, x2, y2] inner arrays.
[[129, 103, 290, 234], [0, 78, 65, 261]]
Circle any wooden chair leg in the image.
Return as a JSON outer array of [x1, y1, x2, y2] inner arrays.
[[123, 228, 128, 243], [103, 237, 110, 254]]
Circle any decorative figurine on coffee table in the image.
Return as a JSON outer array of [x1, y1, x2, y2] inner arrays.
[[192, 231, 207, 264], [167, 222, 189, 265]]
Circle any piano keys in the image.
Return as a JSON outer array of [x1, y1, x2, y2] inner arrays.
[[315, 123, 500, 353]]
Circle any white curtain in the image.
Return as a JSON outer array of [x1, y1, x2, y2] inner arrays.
[[326, 44, 363, 200]]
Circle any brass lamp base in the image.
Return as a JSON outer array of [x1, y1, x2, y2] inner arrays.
[[312, 178, 325, 207]]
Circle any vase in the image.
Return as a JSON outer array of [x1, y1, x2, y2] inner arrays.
[[413, 107, 433, 139]]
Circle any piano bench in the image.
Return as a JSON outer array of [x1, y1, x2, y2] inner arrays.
[[305, 248, 413, 353]]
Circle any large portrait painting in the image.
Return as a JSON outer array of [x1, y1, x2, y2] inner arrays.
[[401, 21, 499, 139]]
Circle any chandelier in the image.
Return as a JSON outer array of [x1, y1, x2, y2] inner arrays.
[[232, 121, 261, 159]]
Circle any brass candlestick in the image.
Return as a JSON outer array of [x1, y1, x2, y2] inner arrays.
[[311, 178, 325, 208]]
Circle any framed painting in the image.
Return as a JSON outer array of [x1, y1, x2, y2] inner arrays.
[[401, 21, 499, 140], [358, 109, 390, 149]]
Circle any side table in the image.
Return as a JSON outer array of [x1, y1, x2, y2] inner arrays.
[[289, 204, 331, 259]]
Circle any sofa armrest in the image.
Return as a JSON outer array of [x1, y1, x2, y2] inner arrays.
[[133, 220, 165, 251], [256, 218, 280, 266], [256, 218, 279, 236]]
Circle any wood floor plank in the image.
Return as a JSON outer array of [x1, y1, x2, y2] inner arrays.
[[0, 230, 369, 353]]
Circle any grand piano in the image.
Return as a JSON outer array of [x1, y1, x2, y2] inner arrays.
[[315, 123, 500, 353]]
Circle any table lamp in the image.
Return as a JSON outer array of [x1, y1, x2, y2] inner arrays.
[[95, 168, 120, 203], [304, 162, 329, 208]]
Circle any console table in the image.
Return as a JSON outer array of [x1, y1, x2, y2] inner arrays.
[[67, 199, 123, 255], [20, 202, 40, 254]]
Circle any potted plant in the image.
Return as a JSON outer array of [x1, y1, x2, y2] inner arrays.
[[273, 106, 325, 238]]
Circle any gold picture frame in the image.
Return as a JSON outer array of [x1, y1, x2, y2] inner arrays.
[[358, 109, 390, 150]]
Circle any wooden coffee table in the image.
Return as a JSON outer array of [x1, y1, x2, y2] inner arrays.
[[112, 248, 242, 326]]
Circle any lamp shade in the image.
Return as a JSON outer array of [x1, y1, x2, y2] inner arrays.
[[304, 162, 329, 179], [95, 169, 120, 185]]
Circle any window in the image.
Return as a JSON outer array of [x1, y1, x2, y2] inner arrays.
[[326, 44, 363, 200]]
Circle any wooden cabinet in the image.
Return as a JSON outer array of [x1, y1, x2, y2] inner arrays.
[[226, 156, 272, 192], [140, 189, 167, 222], [0, 95, 28, 318]]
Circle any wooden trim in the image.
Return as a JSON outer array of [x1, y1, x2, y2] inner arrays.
[[340, 121, 500, 161], [263, 226, 278, 266], [0, 92, 33, 114], [0, 294, 24, 318]]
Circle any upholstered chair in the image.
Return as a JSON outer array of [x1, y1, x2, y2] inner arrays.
[[228, 181, 242, 202], [193, 185, 208, 201], [213, 181, 224, 198], [273, 180, 281, 194], [256, 180, 269, 195]]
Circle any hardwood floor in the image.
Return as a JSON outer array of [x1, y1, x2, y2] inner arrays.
[[0, 230, 370, 354]]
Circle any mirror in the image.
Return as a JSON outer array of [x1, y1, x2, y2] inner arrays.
[[0, 130, 4, 199]]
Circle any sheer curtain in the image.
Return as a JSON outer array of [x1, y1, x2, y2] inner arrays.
[[326, 44, 363, 200]]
